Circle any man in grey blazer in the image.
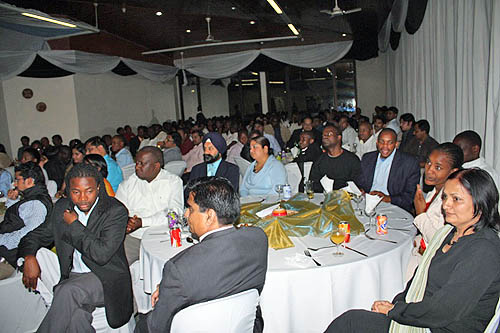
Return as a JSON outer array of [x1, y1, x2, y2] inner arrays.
[[135, 177, 268, 333]]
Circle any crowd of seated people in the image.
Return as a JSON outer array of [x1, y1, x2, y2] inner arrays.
[[0, 105, 499, 332]]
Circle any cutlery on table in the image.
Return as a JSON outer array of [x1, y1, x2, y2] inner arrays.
[[343, 245, 368, 257], [364, 229, 398, 244], [303, 249, 322, 266], [308, 245, 368, 257], [307, 245, 335, 251]]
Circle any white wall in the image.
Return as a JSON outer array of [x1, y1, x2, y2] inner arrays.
[[356, 56, 387, 117], [2, 76, 80, 155], [74, 73, 177, 140], [182, 84, 229, 119]]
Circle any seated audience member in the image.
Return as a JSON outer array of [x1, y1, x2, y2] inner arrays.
[[325, 168, 500, 333], [399, 113, 416, 151], [265, 115, 291, 150], [0, 155, 12, 199], [0, 162, 51, 278], [59, 145, 72, 169], [355, 121, 377, 159], [403, 119, 439, 168], [101, 134, 112, 153], [20, 147, 50, 185], [309, 124, 361, 192], [84, 154, 116, 197], [135, 177, 268, 333], [57, 143, 86, 198], [226, 128, 247, 165], [372, 115, 386, 139], [43, 145, 66, 190], [40, 136, 51, 153], [182, 130, 204, 174], [123, 125, 135, 143], [18, 163, 133, 332], [69, 138, 82, 149], [85, 136, 123, 192], [240, 130, 261, 163], [111, 135, 134, 168], [17, 136, 30, 161], [287, 115, 322, 148], [161, 132, 183, 164], [357, 129, 420, 213], [177, 128, 194, 155], [453, 130, 500, 192], [52, 134, 63, 147], [189, 132, 239, 192], [130, 126, 148, 157], [294, 130, 322, 164], [115, 147, 183, 264], [339, 115, 357, 152], [408, 143, 463, 278], [223, 122, 239, 146], [384, 106, 401, 137], [240, 136, 287, 197], [253, 121, 281, 155], [139, 124, 167, 150]]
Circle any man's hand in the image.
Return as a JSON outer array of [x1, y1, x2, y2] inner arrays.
[[371, 300, 394, 315], [151, 284, 160, 307], [414, 184, 427, 215], [63, 209, 78, 225], [7, 189, 19, 200], [22, 255, 41, 290], [369, 191, 391, 203], [126, 215, 142, 234]]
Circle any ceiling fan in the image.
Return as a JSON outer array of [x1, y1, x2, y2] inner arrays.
[[321, 0, 362, 18], [203, 17, 221, 42]]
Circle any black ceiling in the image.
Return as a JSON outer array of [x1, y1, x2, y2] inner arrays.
[[5, 0, 427, 62]]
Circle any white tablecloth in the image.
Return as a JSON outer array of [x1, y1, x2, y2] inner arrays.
[[140, 195, 416, 333]]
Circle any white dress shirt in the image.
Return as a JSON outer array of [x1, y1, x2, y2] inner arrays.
[[463, 158, 500, 193], [138, 131, 167, 150], [115, 169, 184, 239], [371, 149, 396, 195], [341, 126, 358, 152], [385, 118, 402, 136], [355, 135, 377, 159], [72, 197, 99, 273], [182, 143, 204, 173], [226, 141, 244, 165]]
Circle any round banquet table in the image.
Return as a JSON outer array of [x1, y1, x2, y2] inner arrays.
[[139, 194, 416, 333]]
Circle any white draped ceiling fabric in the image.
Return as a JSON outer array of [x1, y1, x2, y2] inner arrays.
[[385, 0, 500, 170], [378, 0, 409, 52], [0, 50, 179, 82], [173, 41, 353, 79]]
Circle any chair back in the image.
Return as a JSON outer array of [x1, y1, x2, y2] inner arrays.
[[234, 156, 251, 178], [285, 162, 302, 194], [170, 289, 259, 333], [164, 160, 187, 177], [484, 297, 500, 333], [121, 164, 136, 180]]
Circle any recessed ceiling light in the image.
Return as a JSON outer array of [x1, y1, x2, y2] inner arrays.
[[231, 6, 236, 10], [156, 11, 162, 16], [342, 33, 347, 37], [249, 20, 256, 25], [191, 89, 195, 93], [186, 29, 191, 33]]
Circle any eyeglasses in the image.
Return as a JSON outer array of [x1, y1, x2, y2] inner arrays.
[[322, 132, 336, 138]]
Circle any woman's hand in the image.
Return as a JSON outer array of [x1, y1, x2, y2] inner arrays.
[[371, 300, 394, 315], [414, 184, 426, 215]]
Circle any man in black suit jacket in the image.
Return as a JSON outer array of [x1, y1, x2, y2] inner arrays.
[[357, 129, 420, 212], [189, 132, 239, 192], [18, 163, 133, 331], [136, 177, 268, 333]]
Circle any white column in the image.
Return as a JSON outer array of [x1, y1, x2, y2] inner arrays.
[[259, 71, 269, 114]]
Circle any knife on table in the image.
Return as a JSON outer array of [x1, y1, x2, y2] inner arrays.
[[343, 245, 368, 257]]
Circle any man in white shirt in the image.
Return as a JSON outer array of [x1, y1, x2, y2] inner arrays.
[[111, 135, 134, 168], [115, 146, 184, 264], [453, 130, 500, 192], [182, 130, 204, 174], [373, 115, 386, 139], [355, 121, 377, 159], [339, 115, 358, 152], [384, 107, 402, 138], [226, 129, 248, 165], [253, 121, 281, 155]]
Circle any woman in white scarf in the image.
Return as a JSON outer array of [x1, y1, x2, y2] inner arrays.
[[325, 168, 500, 333]]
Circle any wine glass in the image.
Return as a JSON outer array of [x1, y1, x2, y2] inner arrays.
[[275, 184, 284, 203], [351, 194, 363, 215], [330, 228, 346, 256], [364, 208, 377, 228], [304, 180, 314, 201]]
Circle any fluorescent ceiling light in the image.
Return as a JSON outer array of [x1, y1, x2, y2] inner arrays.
[[304, 77, 328, 81], [251, 72, 259, 76], [242, 79, 258, 82], [342, 33, 347, 37], [266, 0, 283, 14], [156, 11, 162, 16], [242, 83, 254, 86], [186, 29, 191, 33], [288, 24, 299, 36], [269, 81, 284, 84], [21, 12, 77, 28], [250, 20, 256, 25]]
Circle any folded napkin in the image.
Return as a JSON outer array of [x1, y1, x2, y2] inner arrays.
[[285, 253, 315, 268], [320, 176, 334, 192], [291, 146, 300, 158], [365, 193, 382, 213], [256, 204, 280, 218], [341, 181, 362, 196]]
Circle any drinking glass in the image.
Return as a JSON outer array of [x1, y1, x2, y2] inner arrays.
[[330, 228, 346, 256], [365, 208, 377, 228], [304, 180, 314, 200], [275, 184, 284, 203], [351, 194, 363, 215]]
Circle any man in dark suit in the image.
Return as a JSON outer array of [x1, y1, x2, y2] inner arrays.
[[286, 115, 322, 148], [189, 132, 239, 192], [136, 177, 268, 333], [18, 163, 133, 332], [357, 128, 420, 213], [294, 130, 323, 192]]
